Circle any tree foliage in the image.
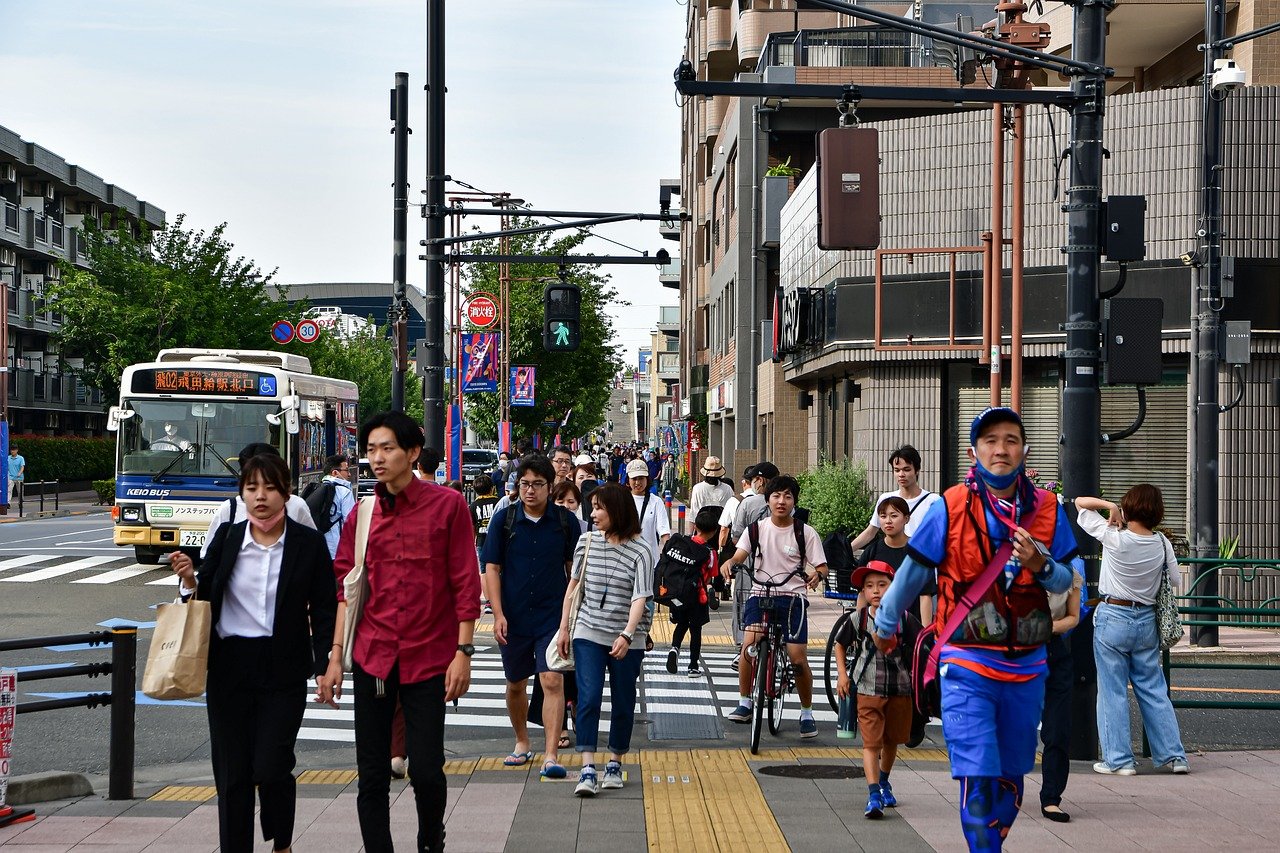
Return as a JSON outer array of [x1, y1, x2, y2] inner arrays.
[[49, 214, 288, 402], [295, 321, 423, 423], [461, 223, 625, 442], [796, 458, 875, 538]]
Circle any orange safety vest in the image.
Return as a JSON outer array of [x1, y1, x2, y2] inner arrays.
[[933, 484, 1058, 652]]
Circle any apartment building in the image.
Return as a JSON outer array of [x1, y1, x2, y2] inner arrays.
[[675, 0, 995, 478], [0, 125, 165, 436]]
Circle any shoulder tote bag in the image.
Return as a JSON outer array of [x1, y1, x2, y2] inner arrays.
[[547, 533, 592, 672], [341, 496, 377, 672], [1155, 534, 1184, 650]]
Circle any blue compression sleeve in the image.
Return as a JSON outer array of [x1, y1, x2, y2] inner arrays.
[[871, 554, 932, 639]]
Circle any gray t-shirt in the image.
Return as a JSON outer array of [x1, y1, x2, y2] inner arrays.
[[731, 493, 769, 542], [570, 531, 653, 648]]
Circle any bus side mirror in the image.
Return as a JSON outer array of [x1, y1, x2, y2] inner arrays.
[[107, 406, 134, 432], [284, 408, 300, 435]]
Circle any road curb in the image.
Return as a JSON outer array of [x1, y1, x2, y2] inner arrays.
[[5, 771, 94, 805], [0, 507, 111, 523]]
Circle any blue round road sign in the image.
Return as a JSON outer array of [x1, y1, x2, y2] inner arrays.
[[272, 320, 295, 344]]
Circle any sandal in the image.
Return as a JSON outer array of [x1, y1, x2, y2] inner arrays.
[[540, 759, 567, 779], [558, 733, 572, 750], [502, 750, 533, 767]]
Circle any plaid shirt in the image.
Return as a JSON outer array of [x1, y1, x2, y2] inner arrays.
[[838, 609, 912, 698]]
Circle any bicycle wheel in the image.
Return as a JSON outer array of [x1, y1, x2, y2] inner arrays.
[[768, 654, 790, 735], [750, 640, 769, 754], [824, 610, 854, 713]]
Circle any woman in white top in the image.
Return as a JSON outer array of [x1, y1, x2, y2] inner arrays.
[[1075, 485, 1189, 776], [688, 456, 733, 516]]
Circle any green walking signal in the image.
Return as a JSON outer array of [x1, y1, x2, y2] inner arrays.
[[543, 281, 581, 352]]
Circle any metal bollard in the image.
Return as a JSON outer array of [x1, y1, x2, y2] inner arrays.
[[678, 504, 686, 535], [108, 627, 136, 800], [54, 480, 59, 512]]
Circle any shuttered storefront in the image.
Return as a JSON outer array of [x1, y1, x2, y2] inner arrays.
[[948, 379, 1188, 536]]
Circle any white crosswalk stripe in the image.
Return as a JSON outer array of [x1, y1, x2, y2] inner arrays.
[[295, 644, 616, 744], [0, 554, 173, 585]]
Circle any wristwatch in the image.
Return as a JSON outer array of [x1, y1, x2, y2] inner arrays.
[[619, 631, 634, 644], [457, 643, 475, 657]]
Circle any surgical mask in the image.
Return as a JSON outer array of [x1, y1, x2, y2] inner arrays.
[[974, 457, 1022, 491]]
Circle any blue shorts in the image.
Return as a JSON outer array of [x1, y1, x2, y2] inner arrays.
[[742, 595, 808, 645], [939, 660, 1046, 779], [498, 627, 559, 683]]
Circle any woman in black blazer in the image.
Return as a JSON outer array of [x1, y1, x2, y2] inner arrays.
[[172, 452, 337, 853]]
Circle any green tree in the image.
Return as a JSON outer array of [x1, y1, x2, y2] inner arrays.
[[461, 224, 625, 442], [299, 320, 423, 423], [49, 214, 288, 401]]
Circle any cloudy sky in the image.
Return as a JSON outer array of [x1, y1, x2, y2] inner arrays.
[[0, 0, 686, 367]]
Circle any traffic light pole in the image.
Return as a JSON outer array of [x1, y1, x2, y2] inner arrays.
[[423, 0, 447, 450], [390, 71, 410, 413]]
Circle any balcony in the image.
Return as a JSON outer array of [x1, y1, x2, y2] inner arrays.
[[2, 201, 17, 233], [659, 257, 681, 289], [656, 352, 680, 380], [657, 305, 680, 336], [756, 26, 924, 74]]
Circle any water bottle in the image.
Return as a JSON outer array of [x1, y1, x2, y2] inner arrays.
[[837, 693, 856, 739]]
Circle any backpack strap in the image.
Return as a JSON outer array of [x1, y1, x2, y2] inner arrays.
[[794, 522, 807, 569], [747, 521, 761, 565]]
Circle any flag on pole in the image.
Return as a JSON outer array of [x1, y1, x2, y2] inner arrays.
[[498, 421, 512, 454], [446, 405, 462, 481]]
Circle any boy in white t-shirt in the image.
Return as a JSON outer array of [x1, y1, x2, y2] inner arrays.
[[721, 475, 828, 737], [850, 445, 942, 551]]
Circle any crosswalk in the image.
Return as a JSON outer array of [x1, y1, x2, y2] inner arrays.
[[0, 553, 178, 586], [294, 645, 842, 745]]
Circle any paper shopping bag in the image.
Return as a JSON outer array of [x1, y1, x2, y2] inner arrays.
[[142, 598, 211, 700]]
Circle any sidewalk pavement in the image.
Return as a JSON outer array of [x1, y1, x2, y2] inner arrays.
[[0, 489, 110, 523], [5, 747, 1279, 851]]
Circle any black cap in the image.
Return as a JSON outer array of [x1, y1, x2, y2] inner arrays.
[[753, 461, 780, 480]]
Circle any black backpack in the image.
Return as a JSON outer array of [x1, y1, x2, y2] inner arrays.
[[305, 481, 339, 534], [823, 528, 856, 594], [654, 533, 711, 608]]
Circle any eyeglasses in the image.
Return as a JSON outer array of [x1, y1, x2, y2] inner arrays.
[[517, 480, 548, 491]]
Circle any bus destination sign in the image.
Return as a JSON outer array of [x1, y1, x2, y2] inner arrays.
[[132, 368, 277, 397]]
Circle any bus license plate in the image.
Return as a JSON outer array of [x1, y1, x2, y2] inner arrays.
[[180, 529, 206, 547]]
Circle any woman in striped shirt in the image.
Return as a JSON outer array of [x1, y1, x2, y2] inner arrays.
[[555, 483, 653, 798]]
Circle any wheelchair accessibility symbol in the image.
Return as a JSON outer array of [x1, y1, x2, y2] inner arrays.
[[259, 376, 277, 396]]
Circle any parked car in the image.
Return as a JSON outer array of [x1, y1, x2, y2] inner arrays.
[[357, 457, 377, 497]]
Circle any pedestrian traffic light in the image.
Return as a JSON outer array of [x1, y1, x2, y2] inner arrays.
[[543, 281, 581, 352]]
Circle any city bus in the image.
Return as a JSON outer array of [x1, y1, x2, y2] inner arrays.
[[108, 348, 359, 564]]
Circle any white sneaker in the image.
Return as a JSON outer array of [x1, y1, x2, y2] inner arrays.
[[575, 767, 599, 797], [1169, 758, 1190, 774], [1092, 762, 1137, 776], [601, 761, 624, 789]]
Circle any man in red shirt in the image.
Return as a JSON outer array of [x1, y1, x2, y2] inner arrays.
[[317, 411, 480, 853]]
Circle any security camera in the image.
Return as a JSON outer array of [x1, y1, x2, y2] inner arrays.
[[674, 59, 695, 83], [1212, 59, 1246, 93], [1180, 250, 1202, 267]]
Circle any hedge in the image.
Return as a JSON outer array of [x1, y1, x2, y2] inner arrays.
[[796, 458, 875, 538], [8, 434, 116, 483]]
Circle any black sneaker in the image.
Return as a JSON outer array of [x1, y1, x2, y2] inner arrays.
[[665, 647, 678, 674], [687, 665, 702, 678]]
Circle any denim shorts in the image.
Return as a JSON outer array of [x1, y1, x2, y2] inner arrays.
[[742, 595, 808, 645], [498, 627, 559, 683]]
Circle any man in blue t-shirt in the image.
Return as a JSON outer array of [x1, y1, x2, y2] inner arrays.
[[871, 407, 1081, 852], [480, 455, 579, 779], [7, 446, 25, 507]]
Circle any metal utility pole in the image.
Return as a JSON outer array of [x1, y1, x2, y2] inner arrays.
[[1189, 0, 1228, 646], [390, 71, 410, 412], [423, 0, 447, 449]]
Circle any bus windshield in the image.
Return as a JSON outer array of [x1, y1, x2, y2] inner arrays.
[[117, 399, 282, 477]]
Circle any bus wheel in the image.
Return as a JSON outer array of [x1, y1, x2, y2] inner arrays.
[[134, 547, 162, 565]]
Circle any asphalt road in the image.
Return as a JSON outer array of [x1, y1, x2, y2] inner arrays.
[[2, 514, 1278, 782]]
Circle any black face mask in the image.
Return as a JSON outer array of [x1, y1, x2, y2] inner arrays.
[[703, 476, 720, 486]]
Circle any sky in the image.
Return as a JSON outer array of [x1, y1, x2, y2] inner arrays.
[[0, 0, 686, 368]]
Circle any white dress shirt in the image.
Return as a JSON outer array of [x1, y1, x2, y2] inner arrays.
[[217, 527, 287, 639]]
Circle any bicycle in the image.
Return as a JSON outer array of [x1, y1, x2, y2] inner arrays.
[[739, 563, 809, 754], [822, 575, 860, 713]]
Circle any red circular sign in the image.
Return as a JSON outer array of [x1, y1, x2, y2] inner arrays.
[[297, 320, 321, 343], [464, 293, 500, 328]]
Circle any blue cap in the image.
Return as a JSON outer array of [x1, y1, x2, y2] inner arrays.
[[969, 406, 1023, 446]]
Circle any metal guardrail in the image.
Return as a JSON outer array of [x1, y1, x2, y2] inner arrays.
[[0, 627, 137, 799], [1163, 558, 1280, 713], [16, 479, 60, 516]]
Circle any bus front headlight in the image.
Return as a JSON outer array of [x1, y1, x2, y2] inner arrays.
[[120, 506, 142, 522]]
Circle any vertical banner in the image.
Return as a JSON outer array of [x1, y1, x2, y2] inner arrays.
[[461, 332, 500, 393], [0, 420, 9, 508], [510, 366, 536, 407], [446, 405, 462, 481], [0, 668, 15, 807], [498, 421, 512, 454]]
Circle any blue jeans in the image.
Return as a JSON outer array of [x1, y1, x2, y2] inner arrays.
[[572, 638, 644, 756], [1093, 602, 1187, 768]]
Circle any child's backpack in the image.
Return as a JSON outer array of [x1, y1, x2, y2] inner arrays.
[[654, 533, 711, 609]]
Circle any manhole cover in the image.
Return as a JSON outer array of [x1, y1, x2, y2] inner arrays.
[[756, 764, 862, 779]]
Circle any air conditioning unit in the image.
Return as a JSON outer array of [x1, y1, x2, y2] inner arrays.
[[0, 164, 15, 183]]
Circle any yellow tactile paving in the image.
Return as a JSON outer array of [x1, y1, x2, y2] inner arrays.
[[148, 785, 217, 802], [297, 769, 357, 785], [444, 758, 479, 775], [642, 748, 788, 852]]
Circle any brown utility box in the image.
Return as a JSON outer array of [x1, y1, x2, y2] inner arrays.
[[816, 127, 880, 251]]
